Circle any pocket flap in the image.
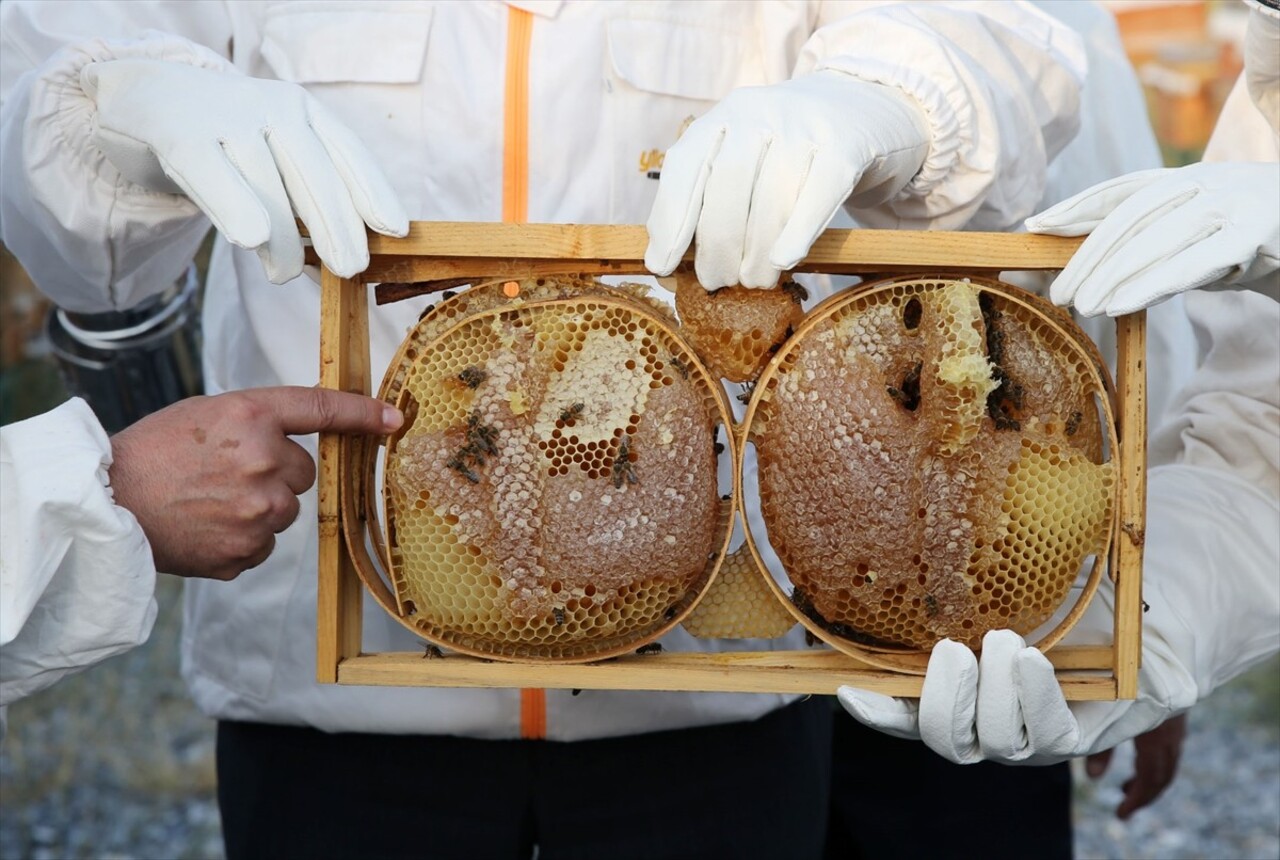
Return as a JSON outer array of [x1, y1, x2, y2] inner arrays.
[[261, 3, 432, 84], [607, 17, 746, 101]]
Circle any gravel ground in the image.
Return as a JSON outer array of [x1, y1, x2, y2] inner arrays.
[[0, 579, 223, 860], [1073, 680, 1280, 860], [1, 577, 1277, 859]]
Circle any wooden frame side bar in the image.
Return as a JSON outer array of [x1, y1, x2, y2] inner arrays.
[[1113, 312, 1147, 699], [317, 269, 371, 682]]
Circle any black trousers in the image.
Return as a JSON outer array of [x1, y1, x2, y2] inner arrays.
[[825, 712, 1073, 860], [217, 696, 834, 860]]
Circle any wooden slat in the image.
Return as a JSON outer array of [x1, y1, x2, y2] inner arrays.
[[745, 644, 1115, 674], [363, 223, 1082, 269], [1113, 311, 1148, 699], [301, 223, 1083, 283], [317, 269, 370, 682], [335, 649, 1118, 700]]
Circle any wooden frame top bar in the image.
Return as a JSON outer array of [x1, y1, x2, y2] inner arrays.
[[360, 222, 1082, 271]]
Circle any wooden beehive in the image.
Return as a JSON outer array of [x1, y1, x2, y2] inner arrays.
[[315, 223, 1146, 701]]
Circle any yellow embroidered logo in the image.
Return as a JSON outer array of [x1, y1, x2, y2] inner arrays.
[[638, 148, 664, 173]]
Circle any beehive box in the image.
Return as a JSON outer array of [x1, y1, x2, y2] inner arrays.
[[314, 223, 1146, 701]]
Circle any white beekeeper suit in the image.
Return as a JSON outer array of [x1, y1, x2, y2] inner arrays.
[[0, 0, 1169, 744], [0, 399, 157, 729], [842, 0, 1280, 765]]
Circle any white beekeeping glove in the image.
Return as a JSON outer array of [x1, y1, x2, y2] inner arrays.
[[80, 59, 408, 282], [838, 625, 1191, 766], [645, 72, 929, 290], [1026, 163, 1280, 317]]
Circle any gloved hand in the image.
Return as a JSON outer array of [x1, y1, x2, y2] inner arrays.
[[837, 627, 1193, 766], [81, 59, 408, 282], [645, 71, 929, 290], [1026, 163, 1280, 316]]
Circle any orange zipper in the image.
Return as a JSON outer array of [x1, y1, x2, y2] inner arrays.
[[503, 6, 533, 225], [503, 5, 545, 740]]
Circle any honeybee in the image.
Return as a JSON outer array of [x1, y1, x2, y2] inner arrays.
[[1065, 410, 1083, 436], [923, 594, 939, 617], [635, 643, 663, 655], [559, 402, 585, 424], [422, 644, 444, 659], [612, 435, 639, 488], [458, 366, 488, 389], [445, 455, 481, 484], [886, 362, 922, 411], [781, 280, 809, 305]]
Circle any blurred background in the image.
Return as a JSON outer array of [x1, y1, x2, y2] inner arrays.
[[1, 1, 1277, 858]]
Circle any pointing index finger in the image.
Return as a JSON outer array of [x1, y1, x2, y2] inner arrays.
[[247, 386, 403, 436]]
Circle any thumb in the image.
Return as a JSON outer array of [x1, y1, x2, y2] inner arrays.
[[250, 386, 403, 435], [1025, 168, 1171, 236], [836, 686, 921, 740]]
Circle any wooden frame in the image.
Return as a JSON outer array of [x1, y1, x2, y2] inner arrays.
[[317, 222, 1145, 700]]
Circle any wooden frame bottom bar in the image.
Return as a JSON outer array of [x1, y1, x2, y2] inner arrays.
[[333, 648, 1119, 700]]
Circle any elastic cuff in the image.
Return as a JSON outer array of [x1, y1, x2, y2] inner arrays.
[[815, 56, 960, 200], [26, 31, 234, 202]]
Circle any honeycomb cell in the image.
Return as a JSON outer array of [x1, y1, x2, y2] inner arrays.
[[683, 543, 797, 640], [382, 284, 729, 661], [748, 277, 1115, 652]]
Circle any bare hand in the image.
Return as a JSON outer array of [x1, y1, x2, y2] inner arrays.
[[108, 386, 402, 580], [1084, 713, 1188, 819]]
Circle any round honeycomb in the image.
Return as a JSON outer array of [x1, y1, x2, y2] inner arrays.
[[744, 276, 1115, 654], [380, 286, 732, 662], [682, 542, 797, 640], [664, 268, 806, 382]]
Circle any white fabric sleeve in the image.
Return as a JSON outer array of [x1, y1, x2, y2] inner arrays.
[[0, 398, 158, 710], [1054, 462, 1277, 756], [1137, 290, 1280, 699], [0, 9, 233, 313], [796, 1, 1085, 231], [1052, 293, 1279, 749]]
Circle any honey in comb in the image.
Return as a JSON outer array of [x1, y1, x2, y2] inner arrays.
[[667, 269, 806, 382], [746, 277, 1115, 652], [381, 284, 730, 662]]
